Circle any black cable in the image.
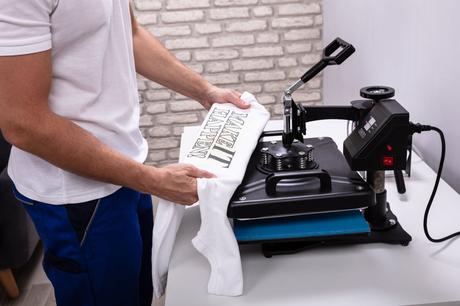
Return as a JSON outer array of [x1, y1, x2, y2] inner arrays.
[[410, 123, 460, 242]]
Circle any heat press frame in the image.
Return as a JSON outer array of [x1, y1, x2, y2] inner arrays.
[[228, 38, 413, 257]]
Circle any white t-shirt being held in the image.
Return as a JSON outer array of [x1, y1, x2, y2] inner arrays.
[[0, 0, 148, 204]]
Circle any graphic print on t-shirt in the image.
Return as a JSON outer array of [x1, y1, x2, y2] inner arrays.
[[187, 107, 248, 168]]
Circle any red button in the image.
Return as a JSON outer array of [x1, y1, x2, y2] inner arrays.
[[386, 145, 393, 151], [383, 156, 394, 167]]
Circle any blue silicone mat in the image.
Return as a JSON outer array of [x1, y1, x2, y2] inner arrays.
[[233, 210, 370, 242]]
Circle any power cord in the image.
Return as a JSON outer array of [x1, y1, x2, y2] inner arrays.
[[410, 122, 460, 242]]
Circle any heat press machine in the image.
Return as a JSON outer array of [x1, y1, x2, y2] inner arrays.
[[228, 38, 415, 257]]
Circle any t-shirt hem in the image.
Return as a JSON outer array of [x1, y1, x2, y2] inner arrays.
[[0, 39, 51, 56], [8, 142, 148, 205], [12, 181, 122, 205]]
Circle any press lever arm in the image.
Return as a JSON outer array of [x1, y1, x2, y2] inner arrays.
[[283, 38, 355, 146]]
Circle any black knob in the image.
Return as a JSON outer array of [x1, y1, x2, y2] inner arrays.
[[360, 86, 395, 100]]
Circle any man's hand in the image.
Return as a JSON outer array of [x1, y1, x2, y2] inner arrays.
[[150, 163, 215, 205], [199, 85, 250, 110]]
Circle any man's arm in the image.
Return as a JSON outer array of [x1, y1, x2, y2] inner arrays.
[[0, 51, 212, 205], [129, 6, 249, 110]]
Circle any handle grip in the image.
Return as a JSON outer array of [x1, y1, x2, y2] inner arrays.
[[300, 37, 355, 84], [323, 37, 355, 65], [265, 170, 332, 196]]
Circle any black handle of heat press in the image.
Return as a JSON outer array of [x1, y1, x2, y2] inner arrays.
[[394, 170, 406, 194], [323, 37, 355, 65], [265, 170, 332, 196], [300, 37, 355, 84]]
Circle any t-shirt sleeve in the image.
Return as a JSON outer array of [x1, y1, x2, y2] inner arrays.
[[0, 0, 55, 56]]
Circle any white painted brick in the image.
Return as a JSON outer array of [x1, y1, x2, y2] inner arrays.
[[140, 115, 153, 127], [244, 71, 286, 82], [210, 7, 249, 20], [232, 59, 274, 71], [212, 34, 254, 47], [272, 16, 314, 28], [149, 25, 191, 37], [301, 54, 321, 65], [157, 159, 179, 166], [257, 95, 276, 105], [195, 50, 239, 61], [273, 103, 284, 116], [205, 73, 240, 85], [284, 28, 321, 41], [263, 80, 294, 92], [148, 126, 171, 137], [137, 79, 147, 91], [286, 42, 313, 54], [173, 126, 184, 136], [294, 92, 321, 102], [167, 148, 181, 159], [173, 51, 192, 61], [224, 83, 263, 94], [136, 13, 158, 25], [145, 102, 168, 114], [241, 46, 283, 58], [149, 150, 167, 162], [226, 20, 267, 32], [187, 63, 204, 74], [161, 10, 204, 23], [256, 33, 279, 43], [278, 3, 321, 16], [140, 128, 149, 139], [261, 0, 300, 3], [195, 23, 222, 34], [307, 78, 322, 89], [145, 90, 172, 101], [173, 93, 188, 100], [147, 81, 164, 89], [206, 62, 230, 73], [215, 0, 258, 6], [165, 37, 209, 50], [166, 0, 210, 10], [278, 57, 298, 67], [315, 15, 323, 25], [288, 67, 308, 79], [148, 138, 180, 150], [253, 6, 273, 17], [170, 100, 203, 112], [314, 41, 323, 51], [156, 113, 200, 125], [134, 0, 162, 11]]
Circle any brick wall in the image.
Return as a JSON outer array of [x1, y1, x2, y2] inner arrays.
[[133, 0, 323, 166]]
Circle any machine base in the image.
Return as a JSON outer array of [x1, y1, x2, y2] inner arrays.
[[259, 205, 411, 258]]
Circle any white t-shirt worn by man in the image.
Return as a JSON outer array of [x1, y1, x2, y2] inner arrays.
[[0, 0, 148, 204]]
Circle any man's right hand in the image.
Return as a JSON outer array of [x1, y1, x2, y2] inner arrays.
[[149, 163, 215, 205]]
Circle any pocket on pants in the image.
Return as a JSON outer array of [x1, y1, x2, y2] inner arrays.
[[43, 251, 95, 306]]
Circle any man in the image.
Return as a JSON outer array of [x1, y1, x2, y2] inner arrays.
[[0, 1, 249, 305]]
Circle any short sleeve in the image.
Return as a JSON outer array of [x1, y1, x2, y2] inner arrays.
[[0, 0, 55, 56]]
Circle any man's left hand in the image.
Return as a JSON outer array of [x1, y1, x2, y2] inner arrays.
[[200, 85, 250, 110]]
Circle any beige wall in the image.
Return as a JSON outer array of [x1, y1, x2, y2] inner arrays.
[[133, 0, 323, 165]]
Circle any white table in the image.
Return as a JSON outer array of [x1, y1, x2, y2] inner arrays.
[[165, 120, 460, 306]]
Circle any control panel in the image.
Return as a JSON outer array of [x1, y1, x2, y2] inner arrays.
[[343, 99, 410, 171]]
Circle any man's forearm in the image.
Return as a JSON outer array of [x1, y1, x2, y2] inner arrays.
[[132, 25, 212, 103], [4, 110, 156, 195]]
